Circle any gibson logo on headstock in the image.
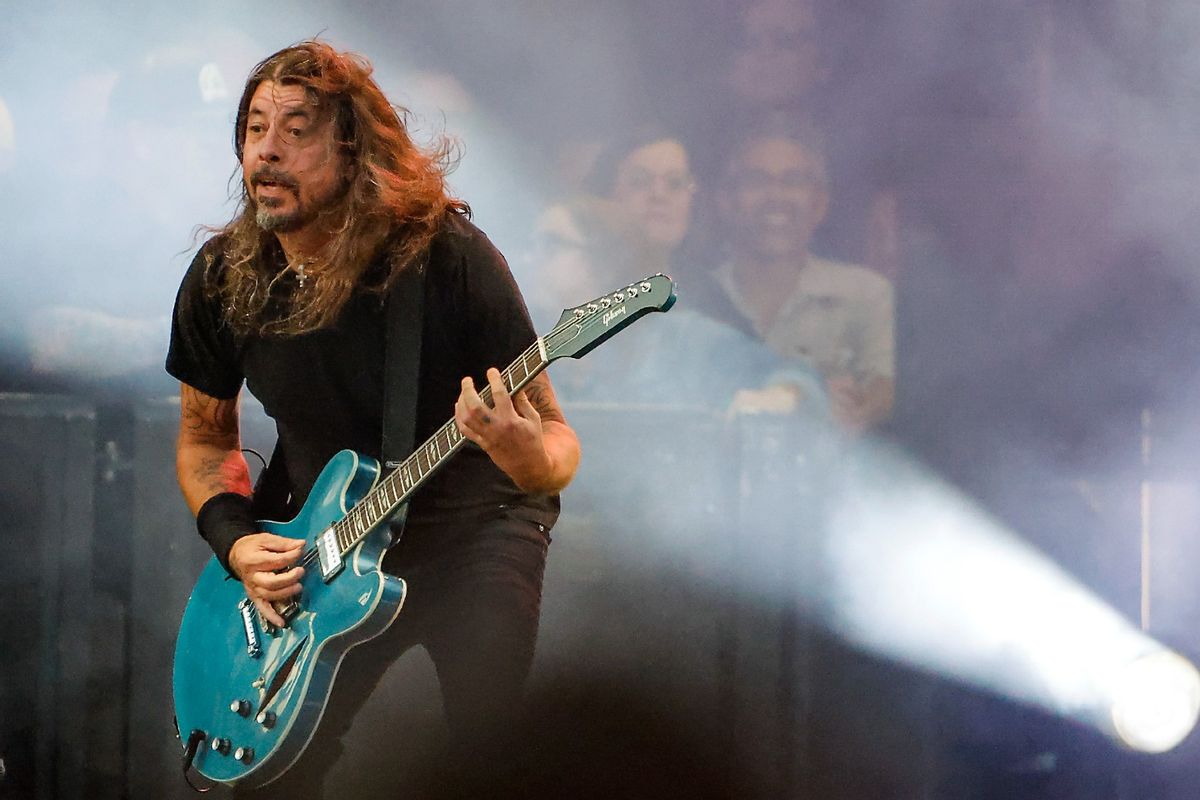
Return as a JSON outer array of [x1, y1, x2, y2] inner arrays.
[[602, 305, 628, 327]]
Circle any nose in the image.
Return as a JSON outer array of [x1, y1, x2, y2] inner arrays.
[[256, 132, 283, 164]]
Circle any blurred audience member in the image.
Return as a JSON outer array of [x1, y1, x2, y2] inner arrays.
[[722, 0, 903, 280], [728, 0, 829, 111], [696, 120, 895, 433], [531, 127, 697, 324]]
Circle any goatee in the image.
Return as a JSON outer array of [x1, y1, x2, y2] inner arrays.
[[255, 205, 304, 232]]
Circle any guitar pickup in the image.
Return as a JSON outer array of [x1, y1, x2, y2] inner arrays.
[[316, 530, 344, 582]]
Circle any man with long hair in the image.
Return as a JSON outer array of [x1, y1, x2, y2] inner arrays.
[[167, 41, 579, 796]]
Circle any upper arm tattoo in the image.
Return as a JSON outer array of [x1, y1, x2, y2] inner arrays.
[[180, 383, 240, 446], [522, 373, 566, 425]]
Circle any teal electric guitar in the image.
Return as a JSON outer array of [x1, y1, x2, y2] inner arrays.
[[172, 274, 676, 788]]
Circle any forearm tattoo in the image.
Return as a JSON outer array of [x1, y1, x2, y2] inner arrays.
[[197, 453, 251, 497], [180, 384, 251, 496], [523, 374, 566, 425]]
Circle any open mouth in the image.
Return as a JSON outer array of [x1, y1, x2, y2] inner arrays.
[[253, 170, 296, 193]]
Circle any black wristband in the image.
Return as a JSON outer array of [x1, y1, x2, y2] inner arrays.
[[196, 492, 259, 577]]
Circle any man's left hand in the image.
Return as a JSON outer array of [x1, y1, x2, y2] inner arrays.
[[455, 367, 553, 492]]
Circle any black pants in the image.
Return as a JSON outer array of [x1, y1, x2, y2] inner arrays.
[[232, 506, 551, 799]]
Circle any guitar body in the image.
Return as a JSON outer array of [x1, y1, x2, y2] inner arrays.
[[172, 449, 407, 788]]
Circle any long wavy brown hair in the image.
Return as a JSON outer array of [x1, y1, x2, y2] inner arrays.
[[205, 40, 468, 336]]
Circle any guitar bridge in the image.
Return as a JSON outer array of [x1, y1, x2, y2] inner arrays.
[[238, 598, 261, 658], [316, 529, 344, 582]]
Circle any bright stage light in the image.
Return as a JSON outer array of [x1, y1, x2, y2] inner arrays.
[[1109, 649, 1200, 753], [807, 439, 1200, 753]]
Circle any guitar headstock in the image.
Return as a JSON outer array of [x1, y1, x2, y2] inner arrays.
[[544, 274, 677, 361]]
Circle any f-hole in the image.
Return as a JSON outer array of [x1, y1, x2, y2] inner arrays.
[[262, 637, 308, 711]]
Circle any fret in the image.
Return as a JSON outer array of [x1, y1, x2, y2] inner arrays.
[[431, 434, 442, 462]]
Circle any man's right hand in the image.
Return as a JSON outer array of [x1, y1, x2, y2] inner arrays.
[[229, 533, 306, 627]]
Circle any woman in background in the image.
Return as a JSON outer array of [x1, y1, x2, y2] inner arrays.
[[531, 127, 697, 324]]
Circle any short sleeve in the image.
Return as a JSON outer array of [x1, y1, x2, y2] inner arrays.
[[165, 245, 245, 399]]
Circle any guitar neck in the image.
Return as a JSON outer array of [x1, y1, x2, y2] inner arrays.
[[329, 337, 550, 553], [322, 273, 677, 556]]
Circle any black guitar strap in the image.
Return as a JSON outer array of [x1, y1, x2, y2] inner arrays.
[[380, 259, 425, 545], [251, 259, 425, 538]]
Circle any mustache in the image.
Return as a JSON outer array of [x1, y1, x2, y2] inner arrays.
[[250, 167, 298, 189]]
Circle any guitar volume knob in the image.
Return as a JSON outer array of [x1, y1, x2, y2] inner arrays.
[[230, 699, 251, 717], [210, 737, 231, 755], [234, 746, 255, 764], [256, 710, 277, 729]]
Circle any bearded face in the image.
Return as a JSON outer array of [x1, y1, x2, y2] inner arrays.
[[240, 81, 348, 234]]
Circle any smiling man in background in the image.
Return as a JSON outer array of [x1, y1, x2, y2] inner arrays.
[[701, 120, 895, 432]]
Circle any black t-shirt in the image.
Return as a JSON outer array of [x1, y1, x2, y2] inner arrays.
[[166, 212, 559, 528]]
